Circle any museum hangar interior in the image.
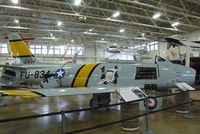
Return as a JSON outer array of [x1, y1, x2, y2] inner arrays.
[[0, 0, 200, 134]]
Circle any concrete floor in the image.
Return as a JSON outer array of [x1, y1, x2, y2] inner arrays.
[[0, 92, 199, 134]]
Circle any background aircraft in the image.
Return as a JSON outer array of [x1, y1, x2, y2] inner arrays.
[[0, 33, 196, 107], [165, 35, 200, 84], [105, 43, 149, 55], [165, 35, 200, 65]]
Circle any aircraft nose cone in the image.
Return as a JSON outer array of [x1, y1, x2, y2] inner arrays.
[[186, 67, 196, 83], [190, 67, 196, 75], [192, 68, 196, 77]]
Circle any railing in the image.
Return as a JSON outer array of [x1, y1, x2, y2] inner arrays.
[[0, 90, 199, 134]]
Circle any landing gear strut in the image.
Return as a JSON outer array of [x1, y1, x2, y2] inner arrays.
[[90, 93, 111, 108]]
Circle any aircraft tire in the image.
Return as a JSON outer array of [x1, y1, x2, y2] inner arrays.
[[90, 93, 111, 108], [90, 98, 93, 107]]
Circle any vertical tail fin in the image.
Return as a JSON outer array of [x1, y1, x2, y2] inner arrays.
[[8, 33, 33, 57], [8, 33, 36, 64]]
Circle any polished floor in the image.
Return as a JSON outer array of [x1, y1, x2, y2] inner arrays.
[[0, 91, 199, 134]]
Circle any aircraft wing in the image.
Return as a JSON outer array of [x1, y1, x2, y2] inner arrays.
[[0, 86, 145, 101]]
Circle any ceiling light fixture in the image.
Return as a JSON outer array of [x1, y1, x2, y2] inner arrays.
[[78, 16, 87, 20], [152, 12, 162, 19], [89, 29, 93, 32], [57, 21, 63, 26], [71, 40, 74, 43], [14, 19, 19, 24], [112, 11, 120, 18], [171, 21, 180, 27], [11, 0, 19, 4], [119, 28, 125, 33], [74, 0, 82, 6], [102, 38, 105, 41]]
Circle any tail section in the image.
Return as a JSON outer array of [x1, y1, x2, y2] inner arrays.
[[8, 33, 36, 64]]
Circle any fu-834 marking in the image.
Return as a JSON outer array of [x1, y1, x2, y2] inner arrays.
[[20, 70, 51, 79]]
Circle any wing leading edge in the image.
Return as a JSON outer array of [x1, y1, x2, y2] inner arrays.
[[0, 86, 144, 102]]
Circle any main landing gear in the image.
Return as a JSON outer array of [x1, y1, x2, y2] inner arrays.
[[90, 93, 111, 108]]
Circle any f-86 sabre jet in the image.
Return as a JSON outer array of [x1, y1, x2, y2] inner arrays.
[[0, 33, 196, 107]]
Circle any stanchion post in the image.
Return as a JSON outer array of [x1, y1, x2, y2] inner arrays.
[[145, 96, 149, 131], [184, 90, 194, 119], [140, 96, 155, 134], [61, 111, 66, 134]]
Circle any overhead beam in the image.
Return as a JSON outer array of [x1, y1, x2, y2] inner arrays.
[[116, 0, 200, 20], [0, 5, 186, 32]]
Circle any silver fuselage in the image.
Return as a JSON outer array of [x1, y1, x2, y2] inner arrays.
[[1, 61, 196, 90]]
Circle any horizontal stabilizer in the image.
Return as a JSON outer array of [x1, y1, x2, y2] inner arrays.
[[0, 64, 48, 70], [0, 64, 27, 70], [175, 82, 196, 91], [0, 90, 41, 99]]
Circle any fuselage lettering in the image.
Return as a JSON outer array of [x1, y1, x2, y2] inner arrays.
[[40, 70, 45, 78], [25, 71, 30, 79], [34, 71, 39, 78], [20, 70, 51, 79]]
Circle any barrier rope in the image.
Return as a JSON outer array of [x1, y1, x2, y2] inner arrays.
[[0, 90, 199, 134], [0, 98, 145, 123], [65, 99, 200, 134], [0, 90, 198, 123], [65, 113, 146, 134], [0, 111, 61, 123]]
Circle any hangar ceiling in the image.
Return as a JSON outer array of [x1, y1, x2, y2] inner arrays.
[[0, 0, 200, 45]]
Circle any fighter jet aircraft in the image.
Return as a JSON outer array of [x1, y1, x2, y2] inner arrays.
[[0, 33, 196, 107]]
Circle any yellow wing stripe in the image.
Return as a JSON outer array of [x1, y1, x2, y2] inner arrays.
[[0, 90, 40, 99], [9, 40, 33, 57], [73, 64, 97, 87]]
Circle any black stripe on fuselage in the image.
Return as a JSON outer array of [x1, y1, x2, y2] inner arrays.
[[71, 65, 86, 87], [85, 63, 100, 87], [9, 39, 23, 42]]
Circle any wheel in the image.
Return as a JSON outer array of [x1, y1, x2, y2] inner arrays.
[[90, 98, 93, 107], [90, 93, 111, 108]]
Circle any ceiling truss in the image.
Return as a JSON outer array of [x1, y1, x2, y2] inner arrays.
[[0, 0, 199, 46]]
